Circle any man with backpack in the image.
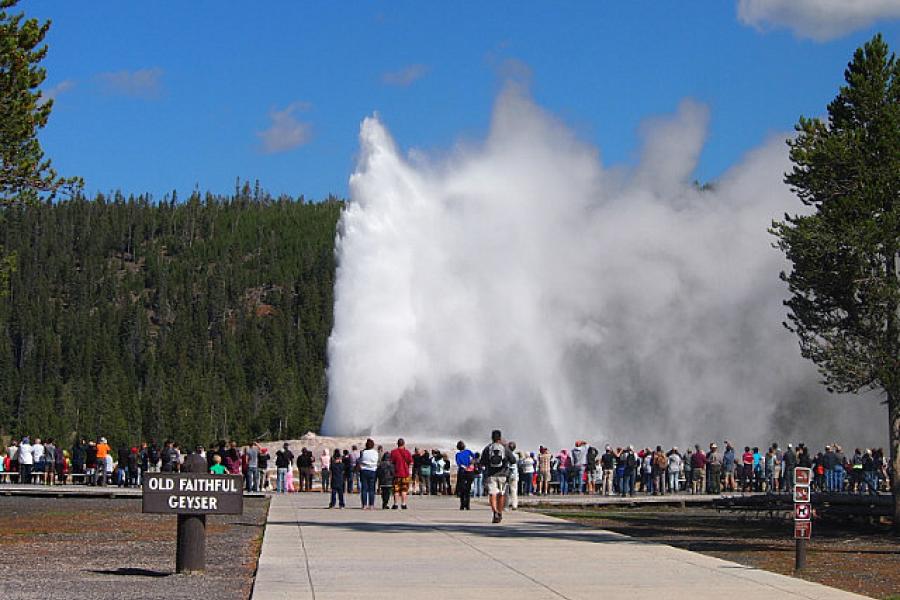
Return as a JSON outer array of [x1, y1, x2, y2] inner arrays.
[[480, 429, 517, 523]]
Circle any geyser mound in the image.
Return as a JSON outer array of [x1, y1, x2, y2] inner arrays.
[[323, 87, 882, 449]]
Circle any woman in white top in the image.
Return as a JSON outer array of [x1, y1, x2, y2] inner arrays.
[[358, 439, 379, 510], [319, 449, 331, 493], [521, 453, 535, 495]]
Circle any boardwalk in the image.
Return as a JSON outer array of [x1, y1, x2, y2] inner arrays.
[[251, 493, 864, 600]]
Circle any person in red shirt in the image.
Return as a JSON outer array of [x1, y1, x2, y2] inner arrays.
[[389, 438, 413, 510]]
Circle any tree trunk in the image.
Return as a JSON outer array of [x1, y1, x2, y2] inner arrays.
[[891, 391, 900, 535]]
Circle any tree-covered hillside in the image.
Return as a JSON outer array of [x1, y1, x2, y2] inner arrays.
[[0, 185, 342, 449]]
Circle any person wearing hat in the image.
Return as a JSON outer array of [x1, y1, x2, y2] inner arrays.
[[782, 443, 797, 491], [707, 443, 722, 494]]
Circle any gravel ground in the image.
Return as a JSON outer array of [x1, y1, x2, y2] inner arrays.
[[0, 496, 269, 600], [540, 506, 900, 599]]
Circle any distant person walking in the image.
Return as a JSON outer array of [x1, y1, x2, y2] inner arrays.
[[480, 429, 517, 524]]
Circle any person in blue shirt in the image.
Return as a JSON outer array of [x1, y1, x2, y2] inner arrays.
[[455, 441, 476, 510]]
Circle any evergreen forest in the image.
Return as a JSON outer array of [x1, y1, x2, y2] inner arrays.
[[0, 185, 342, 449]]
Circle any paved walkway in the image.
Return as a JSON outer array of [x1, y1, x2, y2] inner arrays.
[[251, 492, 864, 600]]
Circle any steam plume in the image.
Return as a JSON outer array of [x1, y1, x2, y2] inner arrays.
[[323, 86, 882, 449]]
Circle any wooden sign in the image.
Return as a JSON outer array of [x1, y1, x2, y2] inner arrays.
[[142, 473, 244, 515]]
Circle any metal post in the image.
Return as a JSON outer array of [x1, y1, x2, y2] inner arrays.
[[176, 514, 207, 573], [795, 538, 807, 571]]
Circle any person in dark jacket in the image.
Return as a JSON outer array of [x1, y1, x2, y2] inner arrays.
[[72, 440, 86, 480], [376, 453, 395, 509], [329, 450, 346, 508]]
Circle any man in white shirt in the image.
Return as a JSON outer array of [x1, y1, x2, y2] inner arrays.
[[32, 438, 45, 482], [18, 437, 34, 484]]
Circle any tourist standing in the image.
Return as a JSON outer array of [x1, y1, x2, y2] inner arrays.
[[707, 443, 722, 494], [389, 438, 413, 510], [359, 438, 379, 510], [377, 452, 395, 509], [18, 437, 33, 484], [691, 445, 707, 494], [522, 452, 535, 496], [245, 442, 260, 492], [506, 443, 519, 510], [95, 437, 111, 486], [667, 448, 682, 493], [455, 441, 475, 510], [538, 446, 552, 496], [319, 449, 331, 493], [328, 449, 345, 508]]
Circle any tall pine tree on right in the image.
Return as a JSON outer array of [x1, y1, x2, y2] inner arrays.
[[772, 33, 900, 533]]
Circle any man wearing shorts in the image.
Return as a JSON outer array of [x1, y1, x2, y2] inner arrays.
[[480, 429, 517, 523], [389, 438, 413, 510]]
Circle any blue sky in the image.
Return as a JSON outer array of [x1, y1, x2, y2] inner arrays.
[[24, 1, 900, 200]]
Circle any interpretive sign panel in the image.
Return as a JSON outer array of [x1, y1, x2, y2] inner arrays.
[[142, 473, 243, 515], [794, 520, 812, 539], [794, 467, 811, 486]]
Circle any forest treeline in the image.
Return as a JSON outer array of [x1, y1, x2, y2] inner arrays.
[[0, 184, 343, 449]]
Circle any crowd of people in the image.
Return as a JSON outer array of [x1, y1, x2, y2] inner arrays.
[[1, 432, 893, 524]]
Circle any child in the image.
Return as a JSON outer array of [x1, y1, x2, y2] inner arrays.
[[209, 454, 228, 475], [328, 449, 345, 508]]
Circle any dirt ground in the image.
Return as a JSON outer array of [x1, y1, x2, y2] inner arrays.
[[0, 496, 268, 600], [537, 505, 900, 599]]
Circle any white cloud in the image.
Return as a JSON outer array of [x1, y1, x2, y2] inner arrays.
[[257, 102, 313, 154], [737, 0, 900, 41], [43, 79, 76, 102], [96, 67, 164, 99], [381, 64, 429, 87]]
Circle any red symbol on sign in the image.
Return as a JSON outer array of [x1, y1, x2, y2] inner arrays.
[[794, 520, 812, 539], [794, 485, 810, 502], [795, 467, 812, 486], [794, 503, 811, 520]]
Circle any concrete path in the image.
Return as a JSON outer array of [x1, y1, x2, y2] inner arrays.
[[251, 492, 865, 600]]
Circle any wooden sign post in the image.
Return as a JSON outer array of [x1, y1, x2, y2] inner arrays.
[[142, 473, 244, 574]]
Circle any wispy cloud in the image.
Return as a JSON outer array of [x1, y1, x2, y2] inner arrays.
[[381, 64, 429, 87], [257, 102, 313, 154], [737, 0, 900, 41], [41, 79, 76, 104], [96, 67, 164, 99]]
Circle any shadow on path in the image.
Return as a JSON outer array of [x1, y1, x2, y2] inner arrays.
[[88, 568, 171, 578]]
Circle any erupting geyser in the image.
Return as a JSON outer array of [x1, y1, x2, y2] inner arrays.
[[323, 86, 882, 449]]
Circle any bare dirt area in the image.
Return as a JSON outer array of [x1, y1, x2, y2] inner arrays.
[[536, 505, 900, 599], [0, 496, 269, 600]]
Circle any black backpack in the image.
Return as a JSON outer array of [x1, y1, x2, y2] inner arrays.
[[587, 446, 599, 464]]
